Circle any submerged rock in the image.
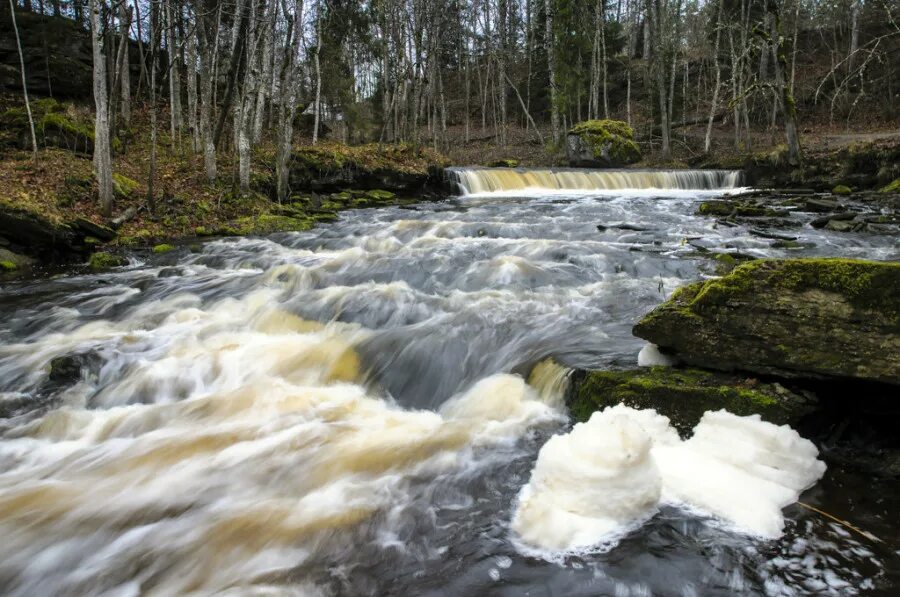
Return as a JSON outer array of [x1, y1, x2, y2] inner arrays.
[[567, 367, 815, 434], [566, 120, 641, 167], [633, 258, 900, 385]]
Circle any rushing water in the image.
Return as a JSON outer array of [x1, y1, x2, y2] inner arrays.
[[1, 170, 898, 596]]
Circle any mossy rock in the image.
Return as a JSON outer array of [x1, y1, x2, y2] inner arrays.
[[879, 179, 900, 194], [487, 159, 519, 168], [288, 142, 449, 192], [112, 173, 139, 198], [232, 214, 316, 235], [364, 189, 396, 201], [832, 184, 852, 195], [566, 119, 642, 167], [0, 260, 18, 272], [634, 258, 900, 384], [568, 367, 815, 434], [152, 244, 176, 254], [88, 252, 128, 270], [696, 200, 785, 218]]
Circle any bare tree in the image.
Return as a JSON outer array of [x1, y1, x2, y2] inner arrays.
[[276, 0, 305, 201], [704, 0, 723, 154], [312, 1, 323, 145], [767, 0, 801, 163], [89, 0, 113, 215], [9, 0, 38, 161], [545, 0, 559, 143]]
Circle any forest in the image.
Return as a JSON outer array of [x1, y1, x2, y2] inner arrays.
[[2, 0, 898, 215]]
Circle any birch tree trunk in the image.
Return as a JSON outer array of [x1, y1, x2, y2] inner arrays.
[[252, 0, 276, 143], [185, 23, 199, 152], [704, 0, 723, 153], [848, 0, 861, 75], [312, 4, 322, 145], [9, 0, 38, 161], [545, 0, 559, 143], [275, 0, 304, 202], [238, 0, 262, 192], [90, 0, 113, 216], [165, 0, 182, 145], [197, 0, 216, 182], [118, 4, 132, 127], [768, 0, 801, 164]]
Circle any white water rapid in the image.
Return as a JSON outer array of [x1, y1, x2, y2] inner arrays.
[[1, 172, 896, 595]]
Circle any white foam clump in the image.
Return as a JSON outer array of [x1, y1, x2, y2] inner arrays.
[[512, 406, 826, 553], [637, 343, 676, 367]]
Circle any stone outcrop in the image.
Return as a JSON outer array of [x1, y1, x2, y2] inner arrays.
[[633, 258, 900, 385], [1, 9, 143, 100], [567, 367, 817, 434], [287, 142, 448, 193], [566, 120, 642, 167]]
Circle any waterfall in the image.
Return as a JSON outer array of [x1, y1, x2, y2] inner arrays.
[[446, 167, 743, 196]]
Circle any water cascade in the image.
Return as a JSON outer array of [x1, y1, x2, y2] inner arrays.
[[1, 181, 894, 595], [446, 167, 743, 195]]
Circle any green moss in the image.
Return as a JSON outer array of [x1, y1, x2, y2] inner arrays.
[[152, 244, 176, 254], [568, 367, 798, 432], [233, 214, 316, 235], [0, 260, 18, 272], [365, 189, 396, 201], [290, 142, 449, 181], [112, 173, 139, 198], [487, 159, 519, 168], [679, 258, 899, 317], [39, 111, 94, 144], [879, 179, 900, 194], [88, 252, 127, 270], [832, 184, 852, 195], [568, 119, 641, 165]]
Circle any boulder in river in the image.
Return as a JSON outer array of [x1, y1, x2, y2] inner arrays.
[[567, 367, 816, 434], [633, 258, 900, 385], [566, 120, 641, 167]]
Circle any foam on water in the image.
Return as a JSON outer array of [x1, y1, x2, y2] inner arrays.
[[513, 406, 826, 553]]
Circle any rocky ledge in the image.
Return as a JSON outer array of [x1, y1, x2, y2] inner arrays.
[[632, 258, 899, 385], [567, 367, 817, 434]]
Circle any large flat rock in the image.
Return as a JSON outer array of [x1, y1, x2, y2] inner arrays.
[[633, 259, 900, 385]]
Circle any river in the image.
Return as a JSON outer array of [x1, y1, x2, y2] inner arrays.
[[0, 169, 897, 595]]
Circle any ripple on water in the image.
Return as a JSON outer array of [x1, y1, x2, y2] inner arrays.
[[0, 189, 897, 595]]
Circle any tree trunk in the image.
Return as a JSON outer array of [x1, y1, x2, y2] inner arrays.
[[90, 0, 113, 216], [252, 0, 276, 143], [545, 0, 559, 143], [9, 0, 38, 161], [197, 0, 216, 182], [704, 0, 723, 154], [118, 4, 132, 127], [185, 22, 199, 152], [164, 0, 182, 146], [848, 0, 861, 75], [768, 0, 801, 164], [312, 4, 322, 145], [213, 0, 249, 148], [275, 0, 304, 202]]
